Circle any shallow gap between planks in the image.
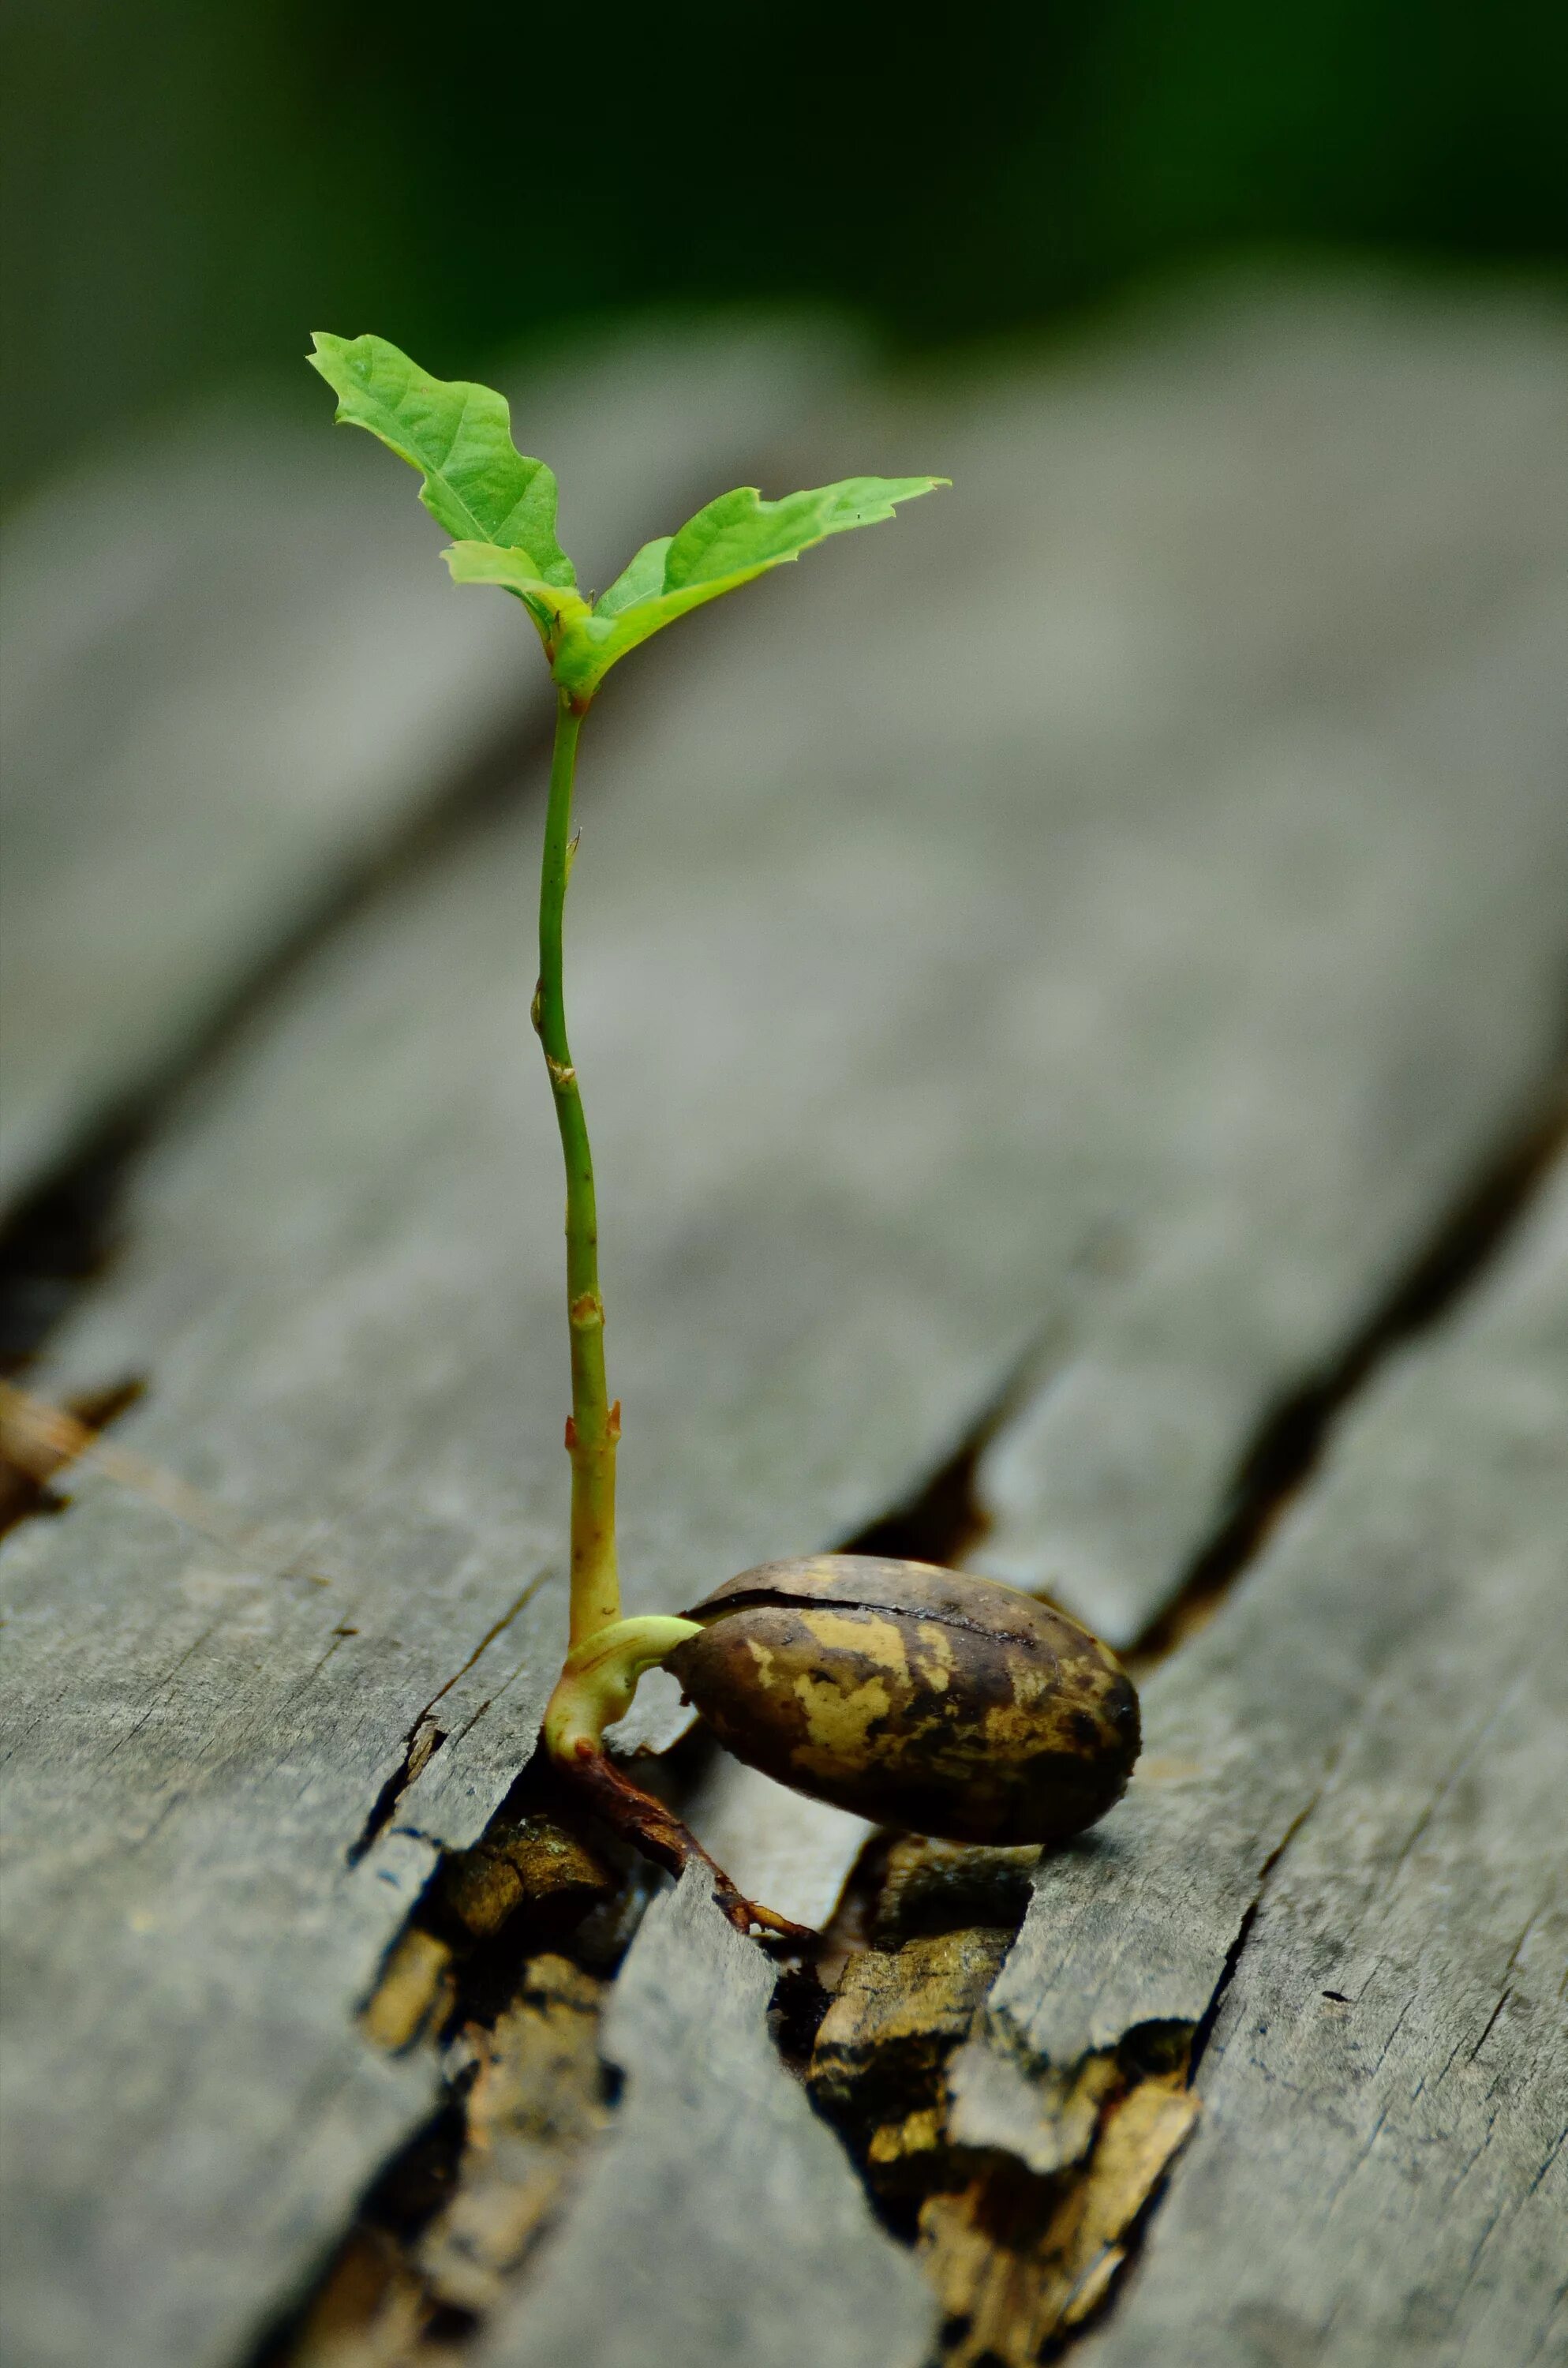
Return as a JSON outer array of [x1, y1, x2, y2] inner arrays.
[[1127, 1054, 1568, 1673]]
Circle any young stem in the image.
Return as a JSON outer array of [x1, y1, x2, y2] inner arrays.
[[543, 1616, 703, 1762], [537, 691, 619, 1646]]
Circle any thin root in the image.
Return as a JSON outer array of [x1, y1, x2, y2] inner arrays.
[[562, 1748, 820, 1954]]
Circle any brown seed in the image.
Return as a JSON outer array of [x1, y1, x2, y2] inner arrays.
[[666, 1555, 1140, 1846]]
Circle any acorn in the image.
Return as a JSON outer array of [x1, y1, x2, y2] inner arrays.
[[665, 1554, 1140, 1846]]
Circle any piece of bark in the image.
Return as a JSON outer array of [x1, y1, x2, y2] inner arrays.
[[809, 1928, 1014, 2129], [3, 279, 1567, 2368]]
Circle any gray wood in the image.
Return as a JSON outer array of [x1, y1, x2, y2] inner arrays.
[[963, 280, 1568, 1647], [681, 1755, 874, 1934], [1058, 1160, 1568, 2368], [0, 317, 848, 1217], [2, 276, 1567, 2368], [477, 1869, 934, 2368]]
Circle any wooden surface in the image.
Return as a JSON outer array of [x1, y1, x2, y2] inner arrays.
[[1075, 1171, 1568, 2368], [946, 1163, 1567, 2364], [2, 275, 1566, 2368]]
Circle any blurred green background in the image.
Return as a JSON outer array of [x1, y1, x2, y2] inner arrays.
[[3, 0, 1564, 511]]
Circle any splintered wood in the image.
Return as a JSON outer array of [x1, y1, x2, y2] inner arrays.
[[419, 1955, 609, 2310], [3, 281, 1567, 2368], [803, 1841, 1201, 2366], [278, 1799, 630, 2366], [916, 2074, 1200, 2362]]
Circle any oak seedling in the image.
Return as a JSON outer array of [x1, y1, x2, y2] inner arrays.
[[312, 332, 1136, 1942]]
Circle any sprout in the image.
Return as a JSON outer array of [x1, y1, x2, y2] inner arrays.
[[312, 334, 1136, 1941]]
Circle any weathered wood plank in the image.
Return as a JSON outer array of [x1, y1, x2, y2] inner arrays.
[[0, 318, 846, 1217], [960, 279, 1568, 1646], [950, 1157, 1568, 2365], [2, 279, 1566, 2367]]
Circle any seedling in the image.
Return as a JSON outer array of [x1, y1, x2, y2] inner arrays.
[[312, 333, 1138, 1942]]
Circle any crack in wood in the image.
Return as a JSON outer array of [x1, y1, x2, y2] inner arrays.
[[253, 1757, 660, 2367], [839, 1326, 1064, 1574], [788, 1834, 1216, 2366], [1128, 1058, 1568, 1672], [1185, 1789, 1324, 2085], [347, 1579, 553, 1867]]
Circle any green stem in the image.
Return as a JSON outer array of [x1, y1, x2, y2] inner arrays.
[[537, 691, 619, 1646]]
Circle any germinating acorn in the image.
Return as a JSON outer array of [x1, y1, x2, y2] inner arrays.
[[665, 1554, 1140, 1846]]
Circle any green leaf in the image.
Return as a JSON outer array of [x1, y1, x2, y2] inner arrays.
[[593, 537, 674, 618], [309, 335, 946, 702], [665, 477, 939, 588], [552, 474, 946, 699], [443, 541, 593, 646], [309, 332, 575, 587]]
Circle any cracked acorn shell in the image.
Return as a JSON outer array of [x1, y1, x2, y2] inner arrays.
[[665, 1554, 1140, 1846]]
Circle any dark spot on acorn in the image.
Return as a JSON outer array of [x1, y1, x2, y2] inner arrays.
[[665, 1554, 1140, 1847]]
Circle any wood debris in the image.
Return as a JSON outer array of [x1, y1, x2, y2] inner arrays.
[[413, 1954, 612, 2318], [804, 1836, 1203, 2362], [270, 1793, 637, 2367]]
